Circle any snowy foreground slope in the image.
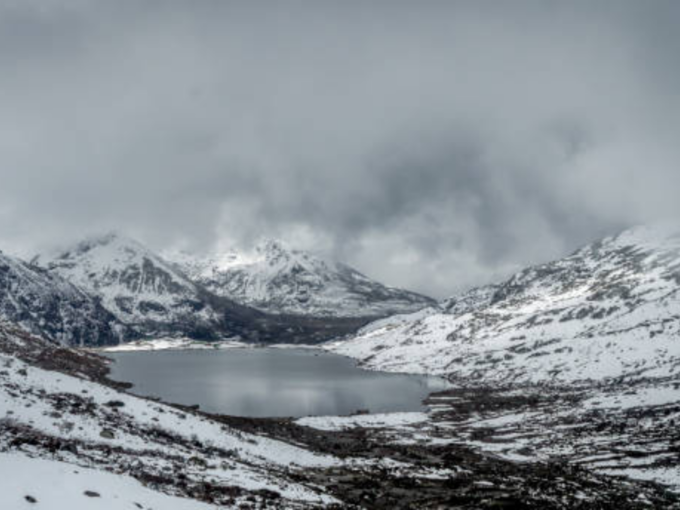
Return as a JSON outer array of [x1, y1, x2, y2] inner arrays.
[[0, 250, 123, 346], [1, 322, 678, 507], [0, 322, 339, 508], [329, 224, 680, 383], [0, 453, 218, 510], [169, 239, 434, 318]]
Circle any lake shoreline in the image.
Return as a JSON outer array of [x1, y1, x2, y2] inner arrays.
[[103, 347, 450, 418], [87, 337, 327, 353], [10, 330, 674, 507]]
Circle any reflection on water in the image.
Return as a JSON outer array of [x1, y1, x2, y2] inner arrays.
[[105, 348, 449, 417]]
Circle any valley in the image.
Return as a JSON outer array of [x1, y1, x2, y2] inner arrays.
[[3, 3, 678, 506], [2, 224, 680, 508], [2, 324, 678, 509]]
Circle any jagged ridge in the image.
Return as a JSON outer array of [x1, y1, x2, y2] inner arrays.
[[169, 239, 435, 318], [35, 234, 374, 344]]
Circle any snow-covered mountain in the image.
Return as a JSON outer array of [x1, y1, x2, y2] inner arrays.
[[35, 233, 228, 340], [35, 234, 373, 344], [0, 250, 123, 346], [169, 239, 435, 318], [328, 224, 680, 384]]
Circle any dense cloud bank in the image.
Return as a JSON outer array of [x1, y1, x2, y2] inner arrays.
[[1, 1, 679, 297]]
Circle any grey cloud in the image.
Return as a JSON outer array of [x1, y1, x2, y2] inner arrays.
[[0, 1, 679, 297]]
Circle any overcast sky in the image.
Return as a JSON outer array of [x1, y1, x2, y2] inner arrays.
[[1, 1, 679, 297]]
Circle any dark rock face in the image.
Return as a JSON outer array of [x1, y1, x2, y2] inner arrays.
[[37, 234, 234, 342], [0, 251, 124, 346]]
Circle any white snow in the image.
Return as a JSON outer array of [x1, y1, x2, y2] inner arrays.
[[328, 224, 680, 384], [0, 452, 219, 510], [295, 412, 428, 431], [98, 338, 248, 352], [601, 466, 680, 492], [38, 233, 222, 329], [168, 238, 434, 318]]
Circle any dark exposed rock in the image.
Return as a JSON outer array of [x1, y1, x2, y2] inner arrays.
[[0, 251, 127, 347], [99, 429, 115, 439]]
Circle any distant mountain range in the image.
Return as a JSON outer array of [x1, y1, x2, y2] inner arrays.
[[329, 224, 680, 384], [17, 233, 433, 346], [9, 224, 680, 358], [167, 239, 434, 318]]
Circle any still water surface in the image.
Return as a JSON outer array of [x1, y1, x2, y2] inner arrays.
[[105, 348, 448, 417]]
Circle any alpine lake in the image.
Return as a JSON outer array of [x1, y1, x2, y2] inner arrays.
[[105, 347, 449, 418]]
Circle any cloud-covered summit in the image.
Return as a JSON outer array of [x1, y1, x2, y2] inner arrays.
[[1, 1, 679, 297]]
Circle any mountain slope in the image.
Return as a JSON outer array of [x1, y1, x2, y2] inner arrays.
[[169, 239, 435, 318], [3, 323, 677, 507], [328, 224, 680, 384], [0, 250, 123, 346], [0, 322, 342, 507], [36, 233, 229, 340], [36, 234, 372, 344]]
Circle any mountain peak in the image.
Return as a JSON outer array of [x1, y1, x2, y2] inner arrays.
[[76, 231, 146, 252], [36, 233, 227, 339], [170, 240, 435, 318], [46, 232, 153, 266], [253, 238, 303, 265], [255, 238, 290, 254], [609, 222, 680, 250]]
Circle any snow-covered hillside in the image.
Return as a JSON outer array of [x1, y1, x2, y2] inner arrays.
[[169, 239, 434, 318], [0, 322, 340, 507], [36, 234, 227, 340], [328, 224, 680, 384], [0, 250, 123, 346], [2, 322, 675, 508]]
